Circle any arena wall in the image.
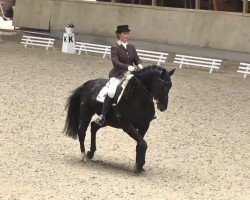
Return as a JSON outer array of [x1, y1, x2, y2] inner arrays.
[[13, 0, 250, 53], [13, 0, 52, 30]]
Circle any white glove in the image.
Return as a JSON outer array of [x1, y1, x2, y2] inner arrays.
[[128, 65, 135, 72], [138, 64, 143, 69]]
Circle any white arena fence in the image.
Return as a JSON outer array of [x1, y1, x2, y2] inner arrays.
[[75, 42, 111, 58], [237, 62, 250, 78], [20, 38, 244, 77], [21, 35, 55, 50], [136, 49, 168, 65], [174, 54, 222, 73], [75, 42, 168, 65]]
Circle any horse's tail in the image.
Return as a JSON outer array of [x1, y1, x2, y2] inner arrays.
[[64, 84, 87, 139]]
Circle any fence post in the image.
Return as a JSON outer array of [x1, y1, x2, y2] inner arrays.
[[103, 47, 109, 58], [210, 60, 216, 73], [157, 54, 164, 66], [78, 43, 82, 55], [179, 56, 184, 69], [245, 64, 250, 78], [243, 0, 248, 13], [25, 37, 30, 47], [195, 0, 200, 9], [46, 39, 53, 50]]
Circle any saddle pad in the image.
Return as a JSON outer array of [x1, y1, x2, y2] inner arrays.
[[96, 74, 134, 103]]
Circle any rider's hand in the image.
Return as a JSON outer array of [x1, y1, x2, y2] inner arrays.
[[138, 64, 143, 69], [128, 65, 135, 72]]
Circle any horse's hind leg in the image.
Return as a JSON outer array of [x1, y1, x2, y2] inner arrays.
[[78, 108, 93, 159], [87, 121, 102, 159], [78, 121, 89, 154]]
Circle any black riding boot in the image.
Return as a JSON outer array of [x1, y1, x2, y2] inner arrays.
[[95, 96, 113, 126]]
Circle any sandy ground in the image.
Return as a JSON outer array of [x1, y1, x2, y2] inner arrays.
[[0, 33, 249, 200]]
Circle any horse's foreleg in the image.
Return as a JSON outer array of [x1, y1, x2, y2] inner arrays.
[[138, 123, 150, 138], [123, 124, 147, 173], [87, 121, 102, 159], [135, 140, 147, 173]]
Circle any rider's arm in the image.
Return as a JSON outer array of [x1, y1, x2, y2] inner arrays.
[[133, 46, 142, 67]]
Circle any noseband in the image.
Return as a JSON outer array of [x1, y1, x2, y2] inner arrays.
[[158, 78, 172, 85]]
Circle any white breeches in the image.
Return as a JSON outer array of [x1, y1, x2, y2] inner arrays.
[[106, 77, 123, 98]]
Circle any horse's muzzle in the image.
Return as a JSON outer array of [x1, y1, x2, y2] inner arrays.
[[157, 102, 167, 112]]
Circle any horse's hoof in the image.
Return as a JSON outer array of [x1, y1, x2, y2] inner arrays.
[[134, 165, 145, 173], [81, 153, 88, 162], [87, 151, 94, 159]]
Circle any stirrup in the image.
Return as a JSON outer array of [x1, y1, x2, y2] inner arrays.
[[95, 115, 105, 126]]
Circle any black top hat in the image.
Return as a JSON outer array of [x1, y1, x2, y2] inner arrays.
[[116, 25, 131, 33]]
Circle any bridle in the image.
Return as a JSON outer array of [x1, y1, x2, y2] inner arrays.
[[158, 78, 172, 85], [132, 75, 172, 103]]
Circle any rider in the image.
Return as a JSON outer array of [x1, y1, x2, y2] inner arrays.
[[95, 25, 143, 126]]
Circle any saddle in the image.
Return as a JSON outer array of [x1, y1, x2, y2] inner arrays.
[[96, 74, 134, 104]]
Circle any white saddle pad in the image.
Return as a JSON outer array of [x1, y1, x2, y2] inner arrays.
[[96, 74, 134, 103]]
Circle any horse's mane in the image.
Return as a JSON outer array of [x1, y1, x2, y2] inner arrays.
[[134, 65, 165, 79]]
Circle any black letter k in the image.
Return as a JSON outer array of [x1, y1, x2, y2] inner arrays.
[[64, 36, 67, 42]]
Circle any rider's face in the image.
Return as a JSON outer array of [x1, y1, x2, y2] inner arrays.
[[118, 32, 129, 43]]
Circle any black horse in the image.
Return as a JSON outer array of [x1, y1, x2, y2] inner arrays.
[[64, 65, 175, 172]]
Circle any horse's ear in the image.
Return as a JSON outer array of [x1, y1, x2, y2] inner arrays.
[[169, 68, 175, 76], [160, 69, 166, 78]]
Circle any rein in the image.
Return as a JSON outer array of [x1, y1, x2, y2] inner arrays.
[[133, 76, 154, 102], [125, 69, 172, 103]]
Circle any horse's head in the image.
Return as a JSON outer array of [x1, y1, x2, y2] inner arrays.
[[153, 68, 175, 112], [133, 66, 175, 112]]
